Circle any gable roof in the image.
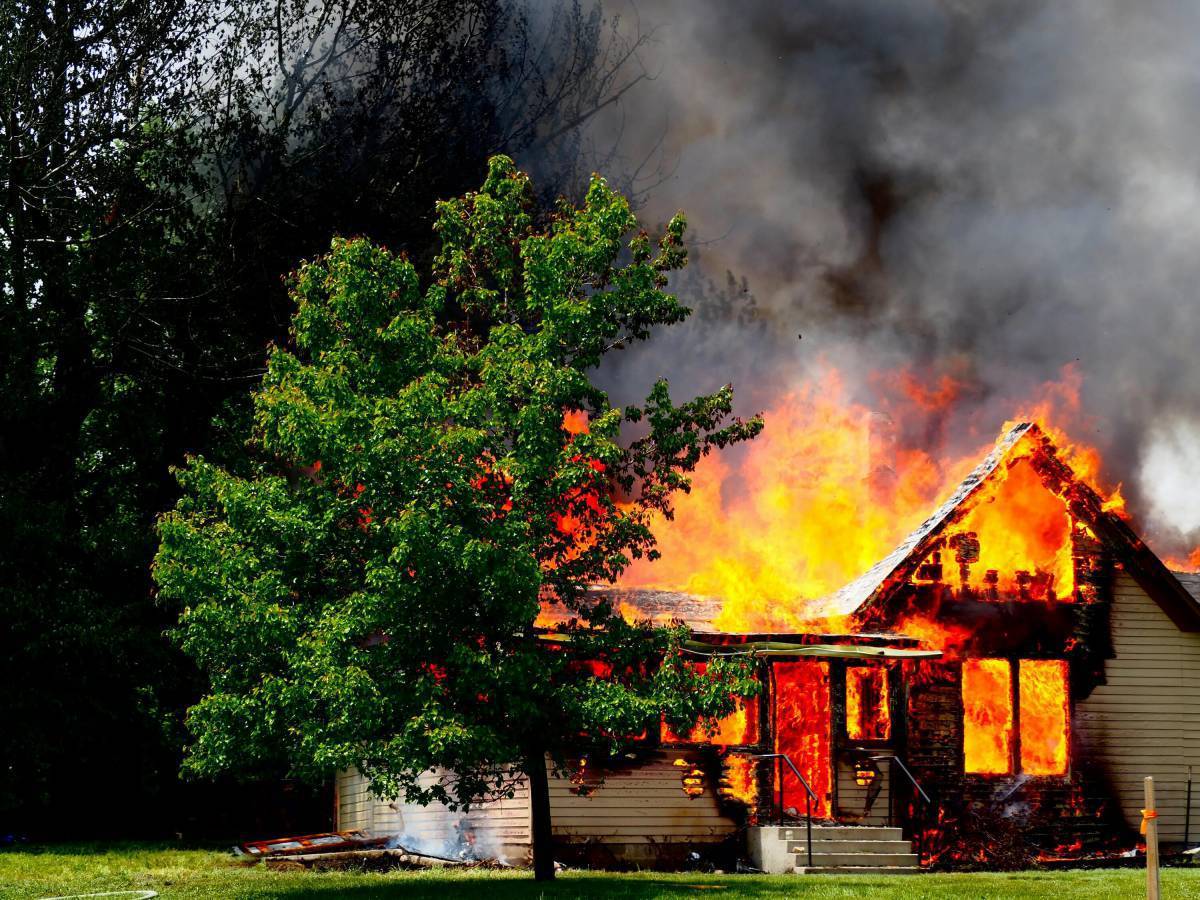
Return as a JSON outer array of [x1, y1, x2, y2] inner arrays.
[[819, 422, 1037, 619], [829, 421, 1200, 631]]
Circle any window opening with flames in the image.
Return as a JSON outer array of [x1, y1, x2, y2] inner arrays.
[[962, 658, 1069, 776], [659, 662, 759, 747], [845, 664, 892, 742]]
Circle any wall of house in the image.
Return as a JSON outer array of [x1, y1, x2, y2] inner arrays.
[[904, 668, 963, 807], [335, 767, 531, 863], [548, 750, 739, 866], [336, 750, 741, 866], [1074, 570, 1200, 843], [335, 768, 376, 834], [834, 756, 892, 825]]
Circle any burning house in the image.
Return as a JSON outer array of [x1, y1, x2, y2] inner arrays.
[[337, 420, 1200, 871]]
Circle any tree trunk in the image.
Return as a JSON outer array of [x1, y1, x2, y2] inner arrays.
[[35, 10, 98, 545], [525, 749, 555, 881]]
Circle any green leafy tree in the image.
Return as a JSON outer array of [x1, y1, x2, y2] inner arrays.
[[0, 0, 658, 834], [154, 157, 761, 879]]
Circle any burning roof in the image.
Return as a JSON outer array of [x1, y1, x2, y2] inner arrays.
[[821, 422, 1037, 619], [601, 420, 1200, 635]]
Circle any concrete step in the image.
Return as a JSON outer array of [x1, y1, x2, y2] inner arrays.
[[786, 839, 915, 855], [778, 826, 905, 842], [749, 824, 922, 875], [797, 851, 919, 868], [795, 865, 921, 875]]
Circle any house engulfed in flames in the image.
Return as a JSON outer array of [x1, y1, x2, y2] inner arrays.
[[337, 421, 1200, 869]]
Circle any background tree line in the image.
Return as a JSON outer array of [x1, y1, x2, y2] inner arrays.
[[0, 0, 655, 839]]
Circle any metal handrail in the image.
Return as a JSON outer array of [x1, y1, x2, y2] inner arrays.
[[869, 755, 932, 866], [869, 755, 931, 804], [753, 752, 816, 868]]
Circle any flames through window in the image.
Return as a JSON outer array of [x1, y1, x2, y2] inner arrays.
[[845, 665, 891, 742], [962, 658, 1069, 776], [659, 663, 759, 746]]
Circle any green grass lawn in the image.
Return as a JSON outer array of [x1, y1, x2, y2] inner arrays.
[[1, 844, 1197, 900]]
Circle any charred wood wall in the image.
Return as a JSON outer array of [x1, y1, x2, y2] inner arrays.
[[904, 662, 1118, 868]]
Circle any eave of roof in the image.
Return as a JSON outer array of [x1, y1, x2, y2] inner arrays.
[[683, 640, 942, 660]]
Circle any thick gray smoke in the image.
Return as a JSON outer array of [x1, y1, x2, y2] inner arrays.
[[576, 0, 1200, 556]]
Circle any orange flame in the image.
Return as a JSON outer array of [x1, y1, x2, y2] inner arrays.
[[1019, 659, 1069, 776], [660, 666, 759, 745], [846, 666, 891, 742], [961, 657, 1069, 776], [893, 612, 974, 659], [962, 659, 1013, 775], [661, 698, 758, 746], [620, 365, 1127, 630], [721, 754, 758, 805], [1165, 547, 1200, 574], [621, 369, 945, 630], [943, 454, 1074, 597], [562, 408, 590, 435], [673, 757, 706, 797], [774, 661, 832, 818]]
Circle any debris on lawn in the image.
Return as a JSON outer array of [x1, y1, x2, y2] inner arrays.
[[236, 830, 388, 858], [238, 829, 513, 871], [264, 847, 519, 872]]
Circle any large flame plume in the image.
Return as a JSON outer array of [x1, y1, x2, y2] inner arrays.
[[618, 365, 1142, 632]]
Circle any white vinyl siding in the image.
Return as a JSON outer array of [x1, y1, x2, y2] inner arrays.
[[1074, 571, 1200, 842]]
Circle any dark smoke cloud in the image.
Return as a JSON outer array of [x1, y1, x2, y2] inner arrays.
[[577, 0, 1200, 553]]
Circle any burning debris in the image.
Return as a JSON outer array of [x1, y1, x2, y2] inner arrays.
[[237, 830, 388, 858]]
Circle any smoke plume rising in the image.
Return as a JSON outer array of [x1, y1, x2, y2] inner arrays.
[[575, 0, 1200, 557]]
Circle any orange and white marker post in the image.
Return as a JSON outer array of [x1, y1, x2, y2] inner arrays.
[[1143, 776, 1160, 900]]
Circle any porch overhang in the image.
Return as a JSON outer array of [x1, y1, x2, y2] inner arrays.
[[682, 640, 942, 660]]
